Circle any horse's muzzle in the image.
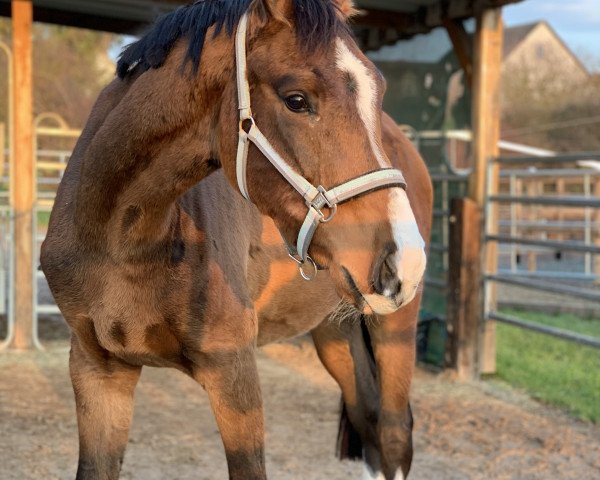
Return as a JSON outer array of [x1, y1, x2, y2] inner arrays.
[[341, 266, 403, 316]]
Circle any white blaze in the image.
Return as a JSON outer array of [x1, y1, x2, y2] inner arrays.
[[335, 38, 426, 308], [335, 38, 387, 168]]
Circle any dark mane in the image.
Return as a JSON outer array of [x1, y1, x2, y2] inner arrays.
[[117, 0, 343, 79]]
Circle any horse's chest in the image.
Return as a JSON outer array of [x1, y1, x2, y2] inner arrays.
[[252, 262, 340, 345], [94, 305, 181, 363], [89, 266, 192, 360]]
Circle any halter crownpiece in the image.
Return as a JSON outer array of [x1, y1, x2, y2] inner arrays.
[[234, 13, 407, 280]]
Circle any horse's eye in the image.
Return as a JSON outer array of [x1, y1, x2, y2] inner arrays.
[[284, 94, 309, 113]]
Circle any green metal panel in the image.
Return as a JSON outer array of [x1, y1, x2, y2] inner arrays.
[[369, 28, 471, 321]]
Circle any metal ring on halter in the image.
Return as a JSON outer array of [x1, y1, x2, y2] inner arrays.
[[318, 204, 337, 223], [288, 252, 304, 267], [299, 256, 318, 281], [288, 253, 318, 281]]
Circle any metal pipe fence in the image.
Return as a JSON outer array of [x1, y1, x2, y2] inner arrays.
[[0, 111, 79, 350], [0, 41, 14, 350], [485, 151, 600, 349]]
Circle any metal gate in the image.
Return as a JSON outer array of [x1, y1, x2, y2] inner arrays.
[[484, 152, 600, 349], [33, 115, 81, 348], [421, 133, 469, 307], [0, 112, 79, 350]]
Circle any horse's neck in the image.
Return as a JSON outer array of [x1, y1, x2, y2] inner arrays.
[[73, 41, 234, 253]]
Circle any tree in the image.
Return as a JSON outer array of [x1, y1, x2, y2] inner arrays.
[[0, 19, 119, 132], [500, 50, 600, 152]]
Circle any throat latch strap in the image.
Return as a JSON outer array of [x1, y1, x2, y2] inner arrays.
[[234, 13, 407, 280]]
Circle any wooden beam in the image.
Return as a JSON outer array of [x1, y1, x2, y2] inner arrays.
[[11, 0, 34, 350], [0, 3, 147, 34], [443, 19, 474, 88], [447, 198, 482, 380], [471, 8, 504, 374], [352, 0, 521, 50], [352, 8, 430, 36]]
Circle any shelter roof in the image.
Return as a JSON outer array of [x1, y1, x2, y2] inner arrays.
[[0, 0, 522, 42]]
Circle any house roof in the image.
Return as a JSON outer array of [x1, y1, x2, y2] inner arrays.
[[503, 21, 538, 58]]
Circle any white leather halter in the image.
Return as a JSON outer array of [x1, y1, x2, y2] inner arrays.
[[234, 13, 407, 280]]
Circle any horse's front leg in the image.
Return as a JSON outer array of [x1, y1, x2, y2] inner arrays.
[[367, 298, 420, 480], [311, 320, 382, 475], [69, 329, 142, 480], [191, 326, 266, 480]]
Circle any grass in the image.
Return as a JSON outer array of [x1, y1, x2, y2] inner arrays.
[[495, 308, 600, 423], [37, 211, 51, 228]]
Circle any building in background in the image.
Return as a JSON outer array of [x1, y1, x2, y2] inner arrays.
[[503, 21, 589, 86]]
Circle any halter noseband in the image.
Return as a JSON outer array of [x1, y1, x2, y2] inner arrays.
[[235, 13, 407, 280]]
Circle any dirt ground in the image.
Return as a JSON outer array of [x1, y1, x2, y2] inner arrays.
[[0, 337, 599, 480]]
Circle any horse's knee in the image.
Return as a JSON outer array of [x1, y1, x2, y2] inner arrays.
[[191, 346, 266, 480], [68, 333, 141, 480]]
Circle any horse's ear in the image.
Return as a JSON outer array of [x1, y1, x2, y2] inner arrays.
[[248, 0, 290, 34], [332, 0, 359, 19]]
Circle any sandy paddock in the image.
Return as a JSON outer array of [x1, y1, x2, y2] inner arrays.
[[0, 337, 598, 480]]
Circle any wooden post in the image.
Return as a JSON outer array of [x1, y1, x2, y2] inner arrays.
[[11, 0, 34, 350], [470, 8, 503, 375], [447, 198, 482, 380]]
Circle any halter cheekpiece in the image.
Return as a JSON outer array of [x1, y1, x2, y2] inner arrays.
[[235, 13, 407, 281]]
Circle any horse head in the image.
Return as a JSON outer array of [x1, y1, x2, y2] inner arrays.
[[216, 0, 427, 315]]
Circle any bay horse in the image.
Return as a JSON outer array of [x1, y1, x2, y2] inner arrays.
[[40, 1, 432, 479]]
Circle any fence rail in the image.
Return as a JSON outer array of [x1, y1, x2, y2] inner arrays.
[[489, 195, 600, 208], [488, 311, 600, 349], [487, 273, 600, 303], [495, 152, 600, 164], [500, 168, 600, 178], [487, 235, 600, 254]]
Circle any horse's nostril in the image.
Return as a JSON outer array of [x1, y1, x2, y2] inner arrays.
[[374, 252, 402, 298]]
